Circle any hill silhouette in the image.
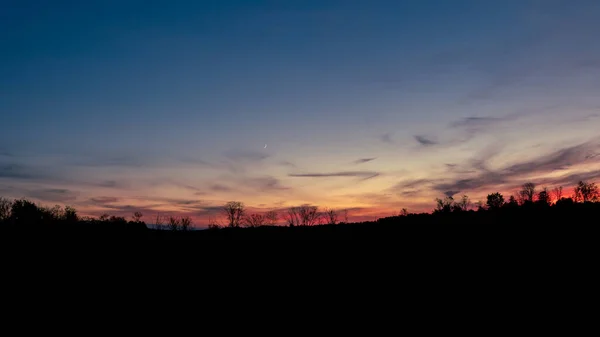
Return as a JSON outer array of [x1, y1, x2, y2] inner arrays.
[[1, 180, 599, 240]]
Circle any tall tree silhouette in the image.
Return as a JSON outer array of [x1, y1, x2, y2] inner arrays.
[[11, 199, 43, 225], [574, 181, 599, 202], [223, 201, 245, 227], [285, 207, 301, 227], [64, 206, 78, 223], [434, 196, 454, 213], [537, 188, 550, 206], [0, 197, 11, 223], [520, 182, 536, 203], [457, 195, 470, 211], [486, 192, 505, 210], [553, 186, 563, 203], [324, 208, 338, 225]]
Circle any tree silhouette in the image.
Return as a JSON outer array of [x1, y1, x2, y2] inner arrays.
[[154, 213, 164, 230], [457, 195, 470, 211], [486, 192, 505, 210], [244, 213, 266, 227], [574, 181, 599, 202], [324, 208, 338, 225], [537, 188, 550, 206], [553, 186, 563, 203], [285, 207, 301, 227], [342, 209, 349, 223], [180, 216, 192, 231], [132, 211, 143, 223], [298, 205, 320, 226], [434, 196, 454, 213], [0, 197, 11, 223], [265, 210, 278, 226], [223, 201, 245, 227], [64, 206, 78, 223], [520, 182, 536, 203], [11, 199, 43, 225], [167, 216, 180, 231]]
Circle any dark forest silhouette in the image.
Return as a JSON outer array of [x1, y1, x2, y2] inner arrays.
[[1, 180, 598, 239]]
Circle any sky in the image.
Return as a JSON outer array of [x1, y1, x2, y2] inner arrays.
[[2, 0, 600, 226]]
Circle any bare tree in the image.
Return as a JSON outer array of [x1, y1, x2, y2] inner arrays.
[[180, 216, 192, 231], [285, 207, 301, 227], [265, 210, 278, 226], [0, 197, 12, 223], [552, 186, 563, 203], [574, 181, 599, 202], [342, 209, 349, 223], [298, 205, 320, 226], [244, 213, 266, 227], [400, 208, 408, 216], [434, 196, 454, 213], [47, 205, 63, 220], [223, 201, 245, 227], [154, 213, 164, 230], [167, 216, 180, 231], [520, 182, 536, 202], [457, 195, 470, 211], [324, 208, 338, 225]]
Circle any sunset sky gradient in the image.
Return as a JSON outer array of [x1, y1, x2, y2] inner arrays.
[[2, 0, 600, 226]]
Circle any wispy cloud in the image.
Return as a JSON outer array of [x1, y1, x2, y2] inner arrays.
[[0, 149, 14, 157], [94, 180, 130, 189], [353, 158, 376, 164], [90, 196, 119, 204], [449, 116, 518, 129], [279, 160, 297, 168], [413, 110, 532, 149], [381, 133, 394, 144], [243, 176, 290, 191], [0, 164, 39, 180], [219, 149, 270, 174], [290, 171, 380, 180], [391, 137, 600, 199], [210, 184, 232, 192], [432, 139, 600, 194], [69, 155, 149, 168], [25, 188, 79, 203], [224, 150, 269, 162], [414, 135, 438, 146], [178, 156, 213, 166]]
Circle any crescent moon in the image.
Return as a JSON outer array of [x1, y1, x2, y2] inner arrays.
[[264, 144, 267, 149]]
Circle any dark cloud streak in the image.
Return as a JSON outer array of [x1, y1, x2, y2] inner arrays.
[[290, 171, 380, 180], [414, 135, 438, 146], [353, 158, 376, 164]]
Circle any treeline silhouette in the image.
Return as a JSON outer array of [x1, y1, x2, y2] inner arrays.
[[0, 198, 147, 236], [1, 180, 598, 239]]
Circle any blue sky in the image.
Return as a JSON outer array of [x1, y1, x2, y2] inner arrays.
[[2, 0, 600, 225]]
